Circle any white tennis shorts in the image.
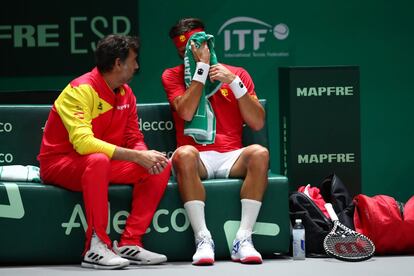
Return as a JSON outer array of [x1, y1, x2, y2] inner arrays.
[[171, 148, 244, 179], [200, 148, 244, 179]]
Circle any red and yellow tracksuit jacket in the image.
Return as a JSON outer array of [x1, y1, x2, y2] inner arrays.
[[38, 67, 147, 161]]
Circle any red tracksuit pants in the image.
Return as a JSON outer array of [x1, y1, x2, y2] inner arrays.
[[39, 152, 171, 254]]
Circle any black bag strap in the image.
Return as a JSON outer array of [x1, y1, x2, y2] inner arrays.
[[319, 173, 355, 229], [320, 173, 352, 212]]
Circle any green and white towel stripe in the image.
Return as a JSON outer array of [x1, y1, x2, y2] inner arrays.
[[183, 31, 222, 144], [0, 165, 41, 183]]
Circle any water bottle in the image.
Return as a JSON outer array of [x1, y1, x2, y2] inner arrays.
[[292, 218, 306, 260]]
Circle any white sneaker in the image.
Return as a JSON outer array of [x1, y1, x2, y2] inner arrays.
[[113, 241, 167, 265], [192, 232, 215, 265], [231, 232, 262, 264], [81, 234, 130, 269]]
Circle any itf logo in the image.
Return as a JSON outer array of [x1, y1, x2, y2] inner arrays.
[[217, 16, 290, 58]]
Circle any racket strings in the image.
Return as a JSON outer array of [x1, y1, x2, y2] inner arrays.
[[323, 204, 375, 261], [325, 235, 374, 259]]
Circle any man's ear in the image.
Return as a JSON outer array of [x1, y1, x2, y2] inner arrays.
[[114, 58, 122, 69]]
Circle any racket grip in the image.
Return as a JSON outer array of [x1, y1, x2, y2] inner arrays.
[[325, 203, 339, 221]]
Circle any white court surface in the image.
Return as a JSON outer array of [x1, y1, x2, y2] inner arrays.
[[1, 256, 413, 276]]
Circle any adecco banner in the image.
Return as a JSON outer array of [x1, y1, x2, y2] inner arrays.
[[279, 66, 361, 196], [0, 177, 289, 263], [0, 103, 175, 166], [0, 1, 138, 76]]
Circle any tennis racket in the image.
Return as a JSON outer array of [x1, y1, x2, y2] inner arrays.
[[323, 203, 375, 261]]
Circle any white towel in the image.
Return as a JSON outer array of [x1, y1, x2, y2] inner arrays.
[[0, 165, 41, 183]]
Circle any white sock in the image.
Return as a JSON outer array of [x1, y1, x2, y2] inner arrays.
[[90, 232, 102, 249], [236, 199, 262, 239], [184, 200, 211, 239]]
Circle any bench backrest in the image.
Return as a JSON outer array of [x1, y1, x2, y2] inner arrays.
[[0, 100, 267, 166]]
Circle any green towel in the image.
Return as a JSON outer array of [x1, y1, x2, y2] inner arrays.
[[183, 32, 222, 144]]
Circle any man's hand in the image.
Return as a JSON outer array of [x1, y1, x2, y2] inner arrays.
[[113, 147, 169, 175], [134, 150, 169, 175], [209, 63, 236, 83], [191, 41, 210, 64]]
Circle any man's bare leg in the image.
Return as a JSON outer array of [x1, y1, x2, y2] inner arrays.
[[172, 145, 214, 265], [229, 144, 269, 264]]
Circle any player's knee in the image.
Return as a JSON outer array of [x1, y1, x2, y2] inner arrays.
[[81, 153, 110, 189], [172, 146, 199, 171], [85, 153, 111, 170], [248, 145, 269, 168]]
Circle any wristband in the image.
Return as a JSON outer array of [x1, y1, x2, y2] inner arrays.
[[192, 62, 210, 85], [229, 76, 248, 99]]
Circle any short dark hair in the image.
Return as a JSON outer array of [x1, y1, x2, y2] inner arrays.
[[95, 34, 140, 73], [169, 18, 205, 39]]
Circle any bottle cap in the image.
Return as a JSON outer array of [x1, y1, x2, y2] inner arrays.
[[295, 219, 302, 223]]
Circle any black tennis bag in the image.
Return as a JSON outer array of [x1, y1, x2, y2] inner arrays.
[[289, 173, 354, 255]]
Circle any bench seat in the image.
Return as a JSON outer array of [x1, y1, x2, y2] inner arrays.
[[0, 100, 290, 264]]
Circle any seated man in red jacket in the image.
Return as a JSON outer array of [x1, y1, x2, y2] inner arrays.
[[38, 34, 171, 269], [162, 18, 269, 265]]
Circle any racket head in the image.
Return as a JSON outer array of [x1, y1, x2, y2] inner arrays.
[[323, 221, 375, 262]]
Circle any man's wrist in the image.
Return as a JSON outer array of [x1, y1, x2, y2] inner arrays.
[[227, 74, 236, 84], [192, 62, 210, 85], [199, 58, 210, 64], [229, 76, 248, 99]]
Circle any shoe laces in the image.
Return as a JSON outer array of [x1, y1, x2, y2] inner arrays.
[[92, 237, 118, 259], [196, 235, 214, 250], [236, 231, 255, 249]]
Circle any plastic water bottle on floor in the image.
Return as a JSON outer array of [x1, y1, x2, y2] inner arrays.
[[292, 218, 306, 260]]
